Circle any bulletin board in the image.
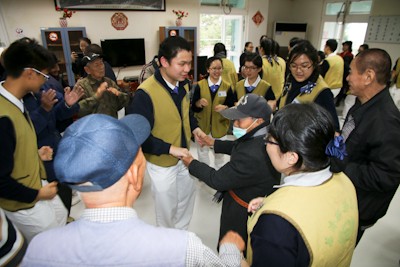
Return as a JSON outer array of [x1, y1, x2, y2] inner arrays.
[[365, 16, 400, 44]]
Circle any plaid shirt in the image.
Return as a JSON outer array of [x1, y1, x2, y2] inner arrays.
[[82, 207, 242, 266]]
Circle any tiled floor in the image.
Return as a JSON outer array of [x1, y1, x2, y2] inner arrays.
[[71, 138, 400, 266]]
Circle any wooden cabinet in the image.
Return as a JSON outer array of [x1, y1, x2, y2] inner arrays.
[[41, 27, 86, 86], [159, 26, 198, 82]]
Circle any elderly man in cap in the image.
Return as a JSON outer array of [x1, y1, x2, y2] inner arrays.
[[182, 93, 280, 251], [76, 52, 130, 118], [22, 114, 245, 267]]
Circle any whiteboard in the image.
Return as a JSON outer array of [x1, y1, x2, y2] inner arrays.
[[365, 16, 400, 44]]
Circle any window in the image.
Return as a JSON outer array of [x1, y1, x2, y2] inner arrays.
[[199, 14, 244, 70], [200, 0, 246, 9], [320, 0, 372, 52]]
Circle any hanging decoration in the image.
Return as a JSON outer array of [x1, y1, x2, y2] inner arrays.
[[252, 10, 264, 27], [111, 12, 129, 30]]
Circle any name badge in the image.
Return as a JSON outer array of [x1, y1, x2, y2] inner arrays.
[[218, 91, 227, 97]]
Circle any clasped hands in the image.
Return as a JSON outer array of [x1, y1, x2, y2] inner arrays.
[[170, 127, 215, 167]]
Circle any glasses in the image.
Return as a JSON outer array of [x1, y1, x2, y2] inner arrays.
[[289, 63, 313, 71], [24, 67, 49, 81], [263, 136, 279, 146], [243, 65, 258, 71], [210, 67, 222, 72]]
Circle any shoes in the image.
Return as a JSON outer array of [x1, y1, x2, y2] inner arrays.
[[67, 216, 75, 224]]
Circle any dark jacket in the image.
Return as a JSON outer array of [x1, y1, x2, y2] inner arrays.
[[188, 123, 280, 245], [331, 88, 400, 226]]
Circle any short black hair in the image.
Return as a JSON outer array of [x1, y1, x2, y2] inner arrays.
[[289, 37, 302, 48], [244, 52, 262, 68], [325, 39, 338, 52], [85, 44, 103, 56], [213, 43, 227, 57], [268, 103, 335, 172], [3, 38, 53, 78], [355, 48, 392, 86], [79, 37, 91, 45], [205, 56, 223, 70], [359, 44, 369, 50], [158, 36, 191, 64]]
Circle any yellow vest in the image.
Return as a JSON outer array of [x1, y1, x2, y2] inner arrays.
[[221, 58, 238, 91], [261, 57, 286, 99], [140, 76, 191, 167], [235, 79, 272, 100], [395, 58, 400, 88], [278, 76, 329, 109], [247, 172, 358, 266], [0, 96, 46, 211], [324, 55, 344, 89], [194, 79, 230, 138]]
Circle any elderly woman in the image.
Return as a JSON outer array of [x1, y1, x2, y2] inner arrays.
[[246, 103, 358, 266], [279, 40, 339, 130]]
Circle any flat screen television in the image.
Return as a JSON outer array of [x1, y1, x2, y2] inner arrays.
[[100, 38, 145, 67]]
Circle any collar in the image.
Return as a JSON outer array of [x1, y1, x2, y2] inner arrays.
[[274, 166, 332, 188], [350, 87, 389, 123], [87, 75, 106, 86], [81, 207, 138, 223], [162, 75, 179, 91], [208, 77, 222, 87], [0, 81, 24, 112], [244, 75, 261, 87]]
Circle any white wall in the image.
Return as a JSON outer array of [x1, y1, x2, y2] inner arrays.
[[1, 0, 398, 73], [0, 0, 269, 78], [367, 0, 400, 62]]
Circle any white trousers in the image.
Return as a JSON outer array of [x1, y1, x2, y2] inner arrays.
[[389, 85, 400, 110], [197, 134, 227, 170], [342, 94, 356, 120], [146, 160, 196, 230], [4, 181, 67, 243]]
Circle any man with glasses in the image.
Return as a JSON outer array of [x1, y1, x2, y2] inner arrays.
[[76, 52, 130, 119], [0, 38, 68, 242]]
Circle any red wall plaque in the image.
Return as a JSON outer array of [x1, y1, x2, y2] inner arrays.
[[111, 12, 128, 31]]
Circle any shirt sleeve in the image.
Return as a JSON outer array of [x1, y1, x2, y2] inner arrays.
[[250, 214, 310, 267], [320, 60, 329, 78], [191, 85, 203, 113], [0, 117, 39, 203], [264, 86, 276, 101], [315, 89, 340, 131], [185, 232, 241, 267]]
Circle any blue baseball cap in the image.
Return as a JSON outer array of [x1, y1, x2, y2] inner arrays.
[[54, 114, 150, 192]]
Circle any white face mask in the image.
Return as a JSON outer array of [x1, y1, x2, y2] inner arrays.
[[232, 119, 258, 139]]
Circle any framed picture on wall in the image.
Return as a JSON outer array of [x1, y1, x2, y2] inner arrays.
[[54, 0, 166, 11]]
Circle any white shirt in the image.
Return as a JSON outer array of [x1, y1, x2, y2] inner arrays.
[[274, 166, 332, 188], [208, 76, 222, 87], [244, 75, 261, 88], [0, 81, 24, 112]]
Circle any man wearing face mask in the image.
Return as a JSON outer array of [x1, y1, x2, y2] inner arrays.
[[182, 94, 280, 252]]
